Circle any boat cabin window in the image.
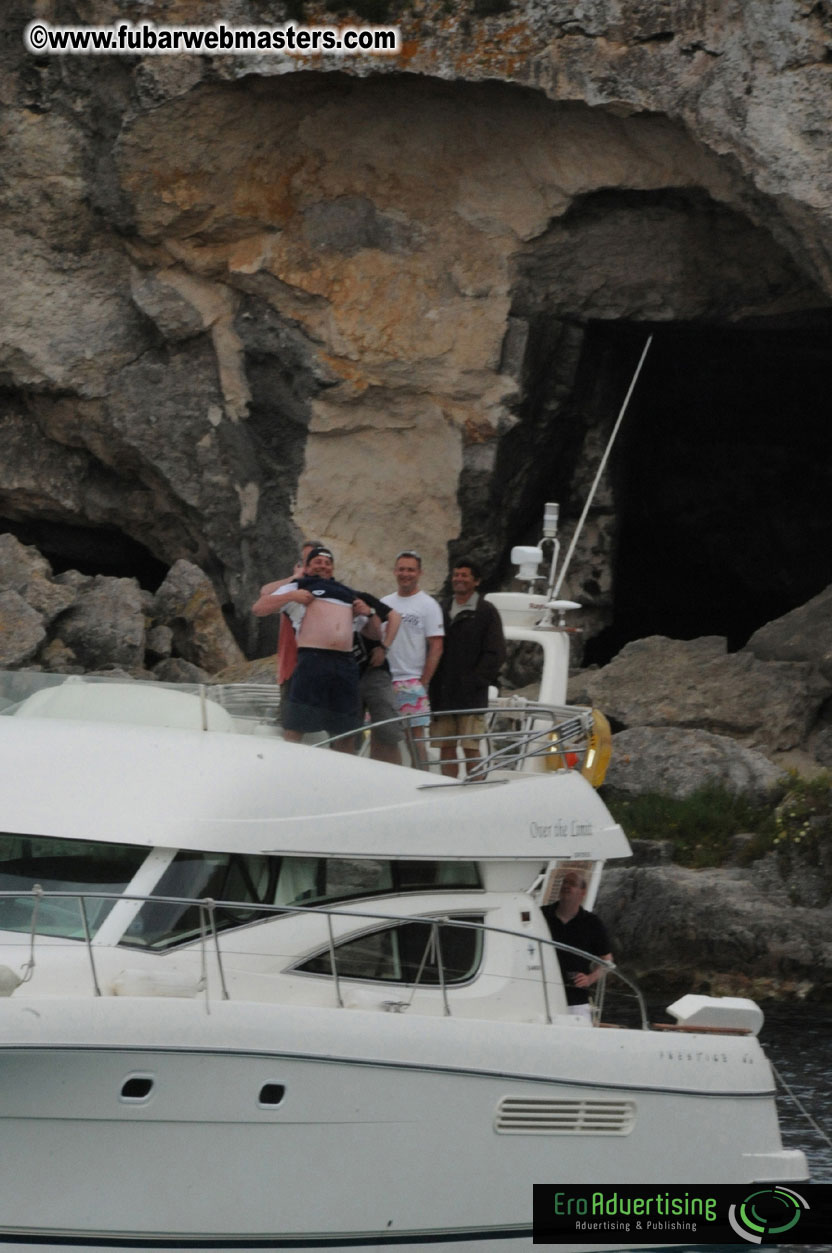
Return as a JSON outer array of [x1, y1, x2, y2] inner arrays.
[[121, 851, 278, 949], [0, 834, 146, 939], [121, 854, 482, 950], [274, 858, 481, 908], [296, 915, 485, 986], [0, 834, 483, 950]]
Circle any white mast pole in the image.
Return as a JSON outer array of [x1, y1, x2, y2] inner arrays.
[[551, 335, 653, 600]]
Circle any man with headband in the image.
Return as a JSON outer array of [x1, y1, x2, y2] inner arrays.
[[252, 545, 379, 750]]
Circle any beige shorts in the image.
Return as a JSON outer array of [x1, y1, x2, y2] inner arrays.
[[431, 712, 486, 752]]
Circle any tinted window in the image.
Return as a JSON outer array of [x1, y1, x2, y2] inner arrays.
[[274, 858, 481, 907], [0, 834, 147, 939], [121, 851, 277, 949], [124, 855, 482, 949], [297, 916, 484, 986]]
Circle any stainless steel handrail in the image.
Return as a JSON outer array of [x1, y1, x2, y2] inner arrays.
[[320, 702, 594, 778], [0, 887, 648, 1029]]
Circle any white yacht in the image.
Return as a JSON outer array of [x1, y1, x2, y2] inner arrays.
[[0, 510, 807, 1253]]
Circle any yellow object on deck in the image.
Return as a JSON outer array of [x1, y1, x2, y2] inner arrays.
[[545, 708, 612, 787]]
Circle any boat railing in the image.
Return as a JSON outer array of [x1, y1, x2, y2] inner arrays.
[[0, 669, 594, 778], [322, 700, 594, 779], [0, 887, 649, 1030]]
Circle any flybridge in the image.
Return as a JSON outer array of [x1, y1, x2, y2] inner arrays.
[[0, 706, 630, 863]]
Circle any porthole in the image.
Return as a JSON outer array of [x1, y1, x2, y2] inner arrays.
[[258, 1083, 286, 1107], [120, 1075, 154, 1102]]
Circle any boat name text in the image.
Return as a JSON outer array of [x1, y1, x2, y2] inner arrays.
[[530, 820, 593, 839], [658, 1049, 757, 1064]]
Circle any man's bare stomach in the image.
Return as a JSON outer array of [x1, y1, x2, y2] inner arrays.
[[296, 601, 354, 652]]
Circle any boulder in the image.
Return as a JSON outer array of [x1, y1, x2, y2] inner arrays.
[[584, 636, 826, 752], [0, 533, 77, 629], [152, 560, 245, 674], [53, 576, 146, 671], [36, 639, 84, 674], [211, 656, 280, 685], [152, 657, 212, 685], [813, 726, 832, 769], [0, 591, 46, 667], [603, 726, 782, 804], [0, 533, 52, 588], [745, 584, 832, 683], [145, 624, 174, 663], [597, 862, 832, 990], [53, 570, 95, 592], [20, 578, 77, 627]]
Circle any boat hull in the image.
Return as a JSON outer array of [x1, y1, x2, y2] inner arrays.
[[0, 998, 805, 1253]]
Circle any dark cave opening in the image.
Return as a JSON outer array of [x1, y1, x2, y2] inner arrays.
[[580, 314, 832, 666], [0, 517, 168, 591]]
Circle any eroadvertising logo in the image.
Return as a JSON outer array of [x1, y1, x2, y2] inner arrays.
[[533, 1183, 832, 1245], [728, 1187, 809, 1244]]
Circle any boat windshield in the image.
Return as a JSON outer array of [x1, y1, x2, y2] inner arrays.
[[0, 833, 482, 950], [0, 834, 147, 939]]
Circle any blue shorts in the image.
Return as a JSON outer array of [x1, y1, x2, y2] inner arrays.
[[283, 648, 361, 738]]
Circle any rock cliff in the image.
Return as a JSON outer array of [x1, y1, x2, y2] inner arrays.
[[597, 838, 832, 1004], [3, 4, 832, 994], [2, 1, 831, 657]]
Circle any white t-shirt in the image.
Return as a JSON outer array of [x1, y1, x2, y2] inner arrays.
[[381, 590, 444, 682]]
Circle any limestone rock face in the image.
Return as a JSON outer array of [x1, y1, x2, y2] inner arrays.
[[584, 635, 828, 752], [1, 0, 830, 652]]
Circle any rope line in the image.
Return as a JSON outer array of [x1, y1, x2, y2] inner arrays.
[[771, 1058, 832, 1154]]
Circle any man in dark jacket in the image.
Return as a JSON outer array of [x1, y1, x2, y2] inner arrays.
[[429, 558, 506, 777]]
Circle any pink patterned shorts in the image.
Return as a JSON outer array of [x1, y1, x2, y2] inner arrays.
[[391, 678, 431, 727]]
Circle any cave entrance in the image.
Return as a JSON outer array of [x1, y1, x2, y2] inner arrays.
[[580, 315, 832, 665], [501, 185, 832, 667], [0, 517, 168, 590]]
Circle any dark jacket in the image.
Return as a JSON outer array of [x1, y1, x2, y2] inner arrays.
[[429, 595, 506, 712]]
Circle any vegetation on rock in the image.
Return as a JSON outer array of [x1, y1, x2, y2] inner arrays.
[[605, 782, 778, 869], [606, 772, 832, 894]]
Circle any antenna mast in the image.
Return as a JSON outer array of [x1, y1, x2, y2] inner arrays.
[[551, 335, 653, 600]]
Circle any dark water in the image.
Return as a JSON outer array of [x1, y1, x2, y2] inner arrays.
[[760, 1005, 832, 1253], [668, 1005, 832, 1253], [624, 1003, 832, 1253], [763, 1005, 832, 1185]]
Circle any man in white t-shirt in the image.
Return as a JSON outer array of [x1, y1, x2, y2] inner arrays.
[[382, 550, 444, 766]]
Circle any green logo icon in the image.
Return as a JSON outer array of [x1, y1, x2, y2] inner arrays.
[[728, 1187, 809, 1244]]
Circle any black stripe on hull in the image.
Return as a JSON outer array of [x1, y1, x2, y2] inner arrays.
[[0, 1229, 530, 1249]]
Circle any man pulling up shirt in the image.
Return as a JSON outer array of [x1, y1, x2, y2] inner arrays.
[[252, 545, 381, 751]]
